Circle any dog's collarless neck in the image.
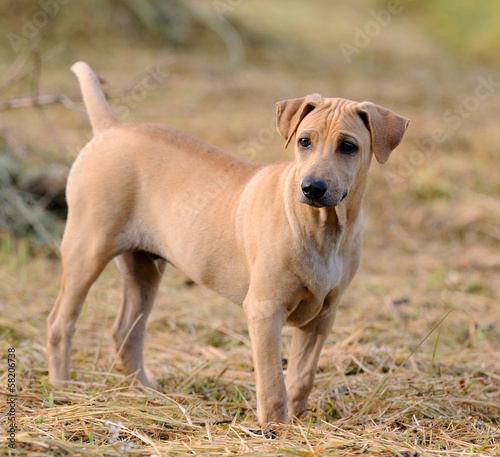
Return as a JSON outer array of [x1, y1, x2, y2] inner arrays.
[[284, 166, 362, 255]]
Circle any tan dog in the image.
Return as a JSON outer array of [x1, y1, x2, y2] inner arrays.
[[47, 61, 409, 428]]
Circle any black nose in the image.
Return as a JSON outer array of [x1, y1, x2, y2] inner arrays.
[[301, 178, 327, 199]]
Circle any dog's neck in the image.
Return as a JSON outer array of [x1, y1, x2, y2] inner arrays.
[[285, 166, 367, 258]]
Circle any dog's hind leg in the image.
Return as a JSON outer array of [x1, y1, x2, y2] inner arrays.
[[47, 230, 115, 384], [112, 251, 166, 388]]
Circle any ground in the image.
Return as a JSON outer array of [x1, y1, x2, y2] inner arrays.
[[0, 1, 499, 456]]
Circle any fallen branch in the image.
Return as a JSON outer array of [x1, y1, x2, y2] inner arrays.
[[0, 92, 79, 111], [0, 60, 173, 113]]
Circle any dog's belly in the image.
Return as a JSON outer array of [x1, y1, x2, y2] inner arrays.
[[157, 226, 251, 306], [177, 254, 250, 306]]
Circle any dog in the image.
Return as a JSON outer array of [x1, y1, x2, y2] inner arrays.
[[47, 61, 409, 428]]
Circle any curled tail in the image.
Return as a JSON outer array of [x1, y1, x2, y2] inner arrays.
[[71, 61, 117, 134]]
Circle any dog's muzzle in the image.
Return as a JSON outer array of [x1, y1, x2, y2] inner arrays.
[[300, 178, 349, 208]]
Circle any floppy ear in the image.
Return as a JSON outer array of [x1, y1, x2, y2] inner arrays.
[[357, 102, 410, 164], [276, 94, 322, 149]]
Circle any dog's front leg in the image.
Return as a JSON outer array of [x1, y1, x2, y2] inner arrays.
[[285, 309, 337, 419], [243, 295, 287, 428]]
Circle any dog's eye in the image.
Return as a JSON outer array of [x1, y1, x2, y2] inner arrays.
[[339, 140, 358, 154], [298, 137, 311, 149]]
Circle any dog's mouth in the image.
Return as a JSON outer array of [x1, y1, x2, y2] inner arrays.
[[303, 198, 331, 208], [299, 189, 349, 208]]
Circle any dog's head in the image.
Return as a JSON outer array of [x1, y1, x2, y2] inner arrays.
[[276, 94, 409, 208]]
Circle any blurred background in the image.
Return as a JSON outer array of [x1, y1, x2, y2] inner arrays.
[[1, 0, 500, 252], [0, 1, 499, 452], [1, 0, 499, 297], [1, 0, 500, 249]]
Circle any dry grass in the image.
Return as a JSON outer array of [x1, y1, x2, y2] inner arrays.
[[1, 1, 500, 455], [1, 246, 499, 456], [1, 234, 499, 456]]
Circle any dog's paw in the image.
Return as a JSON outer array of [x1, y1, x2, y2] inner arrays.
[[244, 427, 279, 439]]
